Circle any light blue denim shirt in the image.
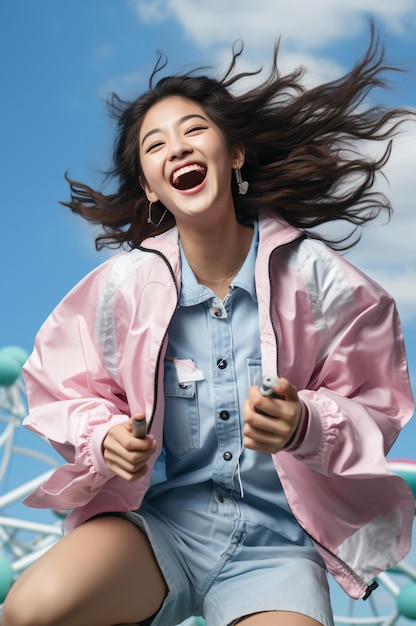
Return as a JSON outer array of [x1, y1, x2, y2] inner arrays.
[[146, 222, 310, 539]]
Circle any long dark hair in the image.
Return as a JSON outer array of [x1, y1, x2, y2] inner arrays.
[[62, 23, 414, 251]]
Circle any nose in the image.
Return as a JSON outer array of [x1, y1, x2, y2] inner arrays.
[[168, 135, 192, 161]]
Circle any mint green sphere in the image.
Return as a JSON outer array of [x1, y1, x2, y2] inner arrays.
[[397, 584, 416, 619], [2, 345, 29, 368], [0, 351, 21, 387], [0, 552, 13, 602], [0, 346, 29, 387]]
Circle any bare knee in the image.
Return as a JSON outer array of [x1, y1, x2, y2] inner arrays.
[[2, 590, 37, 626], [2, 574, 62, 626]]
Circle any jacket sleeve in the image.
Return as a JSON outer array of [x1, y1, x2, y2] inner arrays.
[[22, 259, 134, 510], [267, 240, 414, 594], [276, 243, 414, 476]]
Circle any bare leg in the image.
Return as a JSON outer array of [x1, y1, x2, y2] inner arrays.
[[237, 612, 325, 625], [2, 516, 168, 626]]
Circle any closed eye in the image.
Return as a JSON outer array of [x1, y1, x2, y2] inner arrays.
[[144, 124, 208, 153], [145, 140, 164, 153], [185, 125, 208, 134]]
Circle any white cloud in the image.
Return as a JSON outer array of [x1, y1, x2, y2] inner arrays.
[[128, 0, 172, 21], [345, 125, 416, 320], [368, 269, 416, 315], [211, 44, 345, 94], [130, 0, 416, 50], [99, 68, 149, 100], [125, 0, 416, 319], [351, 125, 416, 259], [127, 0, 416, 98]]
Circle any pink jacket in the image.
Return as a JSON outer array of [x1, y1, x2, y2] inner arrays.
[[23, 213, 414, 599]]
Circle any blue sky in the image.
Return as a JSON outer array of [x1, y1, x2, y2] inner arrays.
[[2, 0, 415, 453], [1, 0, 416, 620]]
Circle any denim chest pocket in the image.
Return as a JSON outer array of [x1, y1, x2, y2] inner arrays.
[[247, 358, 263, 387], [163, 360, 200, 458]]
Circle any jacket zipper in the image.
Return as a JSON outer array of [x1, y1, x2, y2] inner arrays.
[[307, 531, 379, 600], [137, 245, 180, 434], [267, 235, 306, 374], [267, 240, 378, 601], [268, 250, 279, 375], [140, 235, 379, 600]]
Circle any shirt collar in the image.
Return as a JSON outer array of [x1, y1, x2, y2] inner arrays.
[[178, 221, 258, 306]]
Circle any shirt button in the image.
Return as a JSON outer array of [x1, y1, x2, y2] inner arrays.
[[223, 451, 233, 461], [217, 359, 227, 369], [218, 495, 224, 503], [211, 307, 222, 318], [219, 410, 230, 420]]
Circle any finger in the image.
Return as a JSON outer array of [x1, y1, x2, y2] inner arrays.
[[244, 395, 284, 427], [123, 434, 156, 454], [243, 398, 296, 453], [105, 436, 156, 464], [244, 413, 293, 438], [274, 377, 298, 402], [106, 459, 150, 483], [104, 439, 156, 477], [107, 425, 156, 454], [243, 415, 292, 448], [130, 412, 146, 424], [243, 408, 291, 451], [243, 431, 286, 454], [246, 391, 279, 418], [104, 437, 156, 473], [104, 449, 149, 474]]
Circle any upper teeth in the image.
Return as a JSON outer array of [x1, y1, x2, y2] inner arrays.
[[172, 164, 205, 185]]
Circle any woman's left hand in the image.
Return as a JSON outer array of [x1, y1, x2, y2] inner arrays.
[[243, 377, 302, 453]]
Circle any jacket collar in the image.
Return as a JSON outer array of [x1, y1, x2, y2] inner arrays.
[[140, 211, 304, 259]]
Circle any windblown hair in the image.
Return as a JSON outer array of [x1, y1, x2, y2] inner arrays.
[[62, 23, 414, 250]]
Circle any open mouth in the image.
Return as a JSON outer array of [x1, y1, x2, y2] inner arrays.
[[171, 164, 207, 190]]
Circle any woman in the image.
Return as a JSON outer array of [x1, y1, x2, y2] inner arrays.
[[2, 27, 414, 626]]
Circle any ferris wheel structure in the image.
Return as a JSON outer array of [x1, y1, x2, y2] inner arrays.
[[0, 345, 415, 625]]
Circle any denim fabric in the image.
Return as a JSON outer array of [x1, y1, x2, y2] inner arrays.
[[147, 222, 305, 531], [136, 223, 333, 626]]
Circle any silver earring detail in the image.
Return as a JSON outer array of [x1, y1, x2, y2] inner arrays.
[[235, 169, 249, 195], [147, 201, 167, 227]]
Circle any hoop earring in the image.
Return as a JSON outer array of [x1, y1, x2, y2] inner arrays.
[[147, 201, 167, 227], [235, 169, 249, 195]]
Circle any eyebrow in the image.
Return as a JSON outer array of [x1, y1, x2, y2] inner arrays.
[[140, 113, 208, 147]]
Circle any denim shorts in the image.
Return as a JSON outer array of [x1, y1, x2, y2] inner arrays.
[[123, 502, 334, 626]]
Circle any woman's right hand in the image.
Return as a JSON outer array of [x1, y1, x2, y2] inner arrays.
[[103, 414, 157, 482]]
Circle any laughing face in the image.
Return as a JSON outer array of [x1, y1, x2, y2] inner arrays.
[[138, 96, 244, 228]]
